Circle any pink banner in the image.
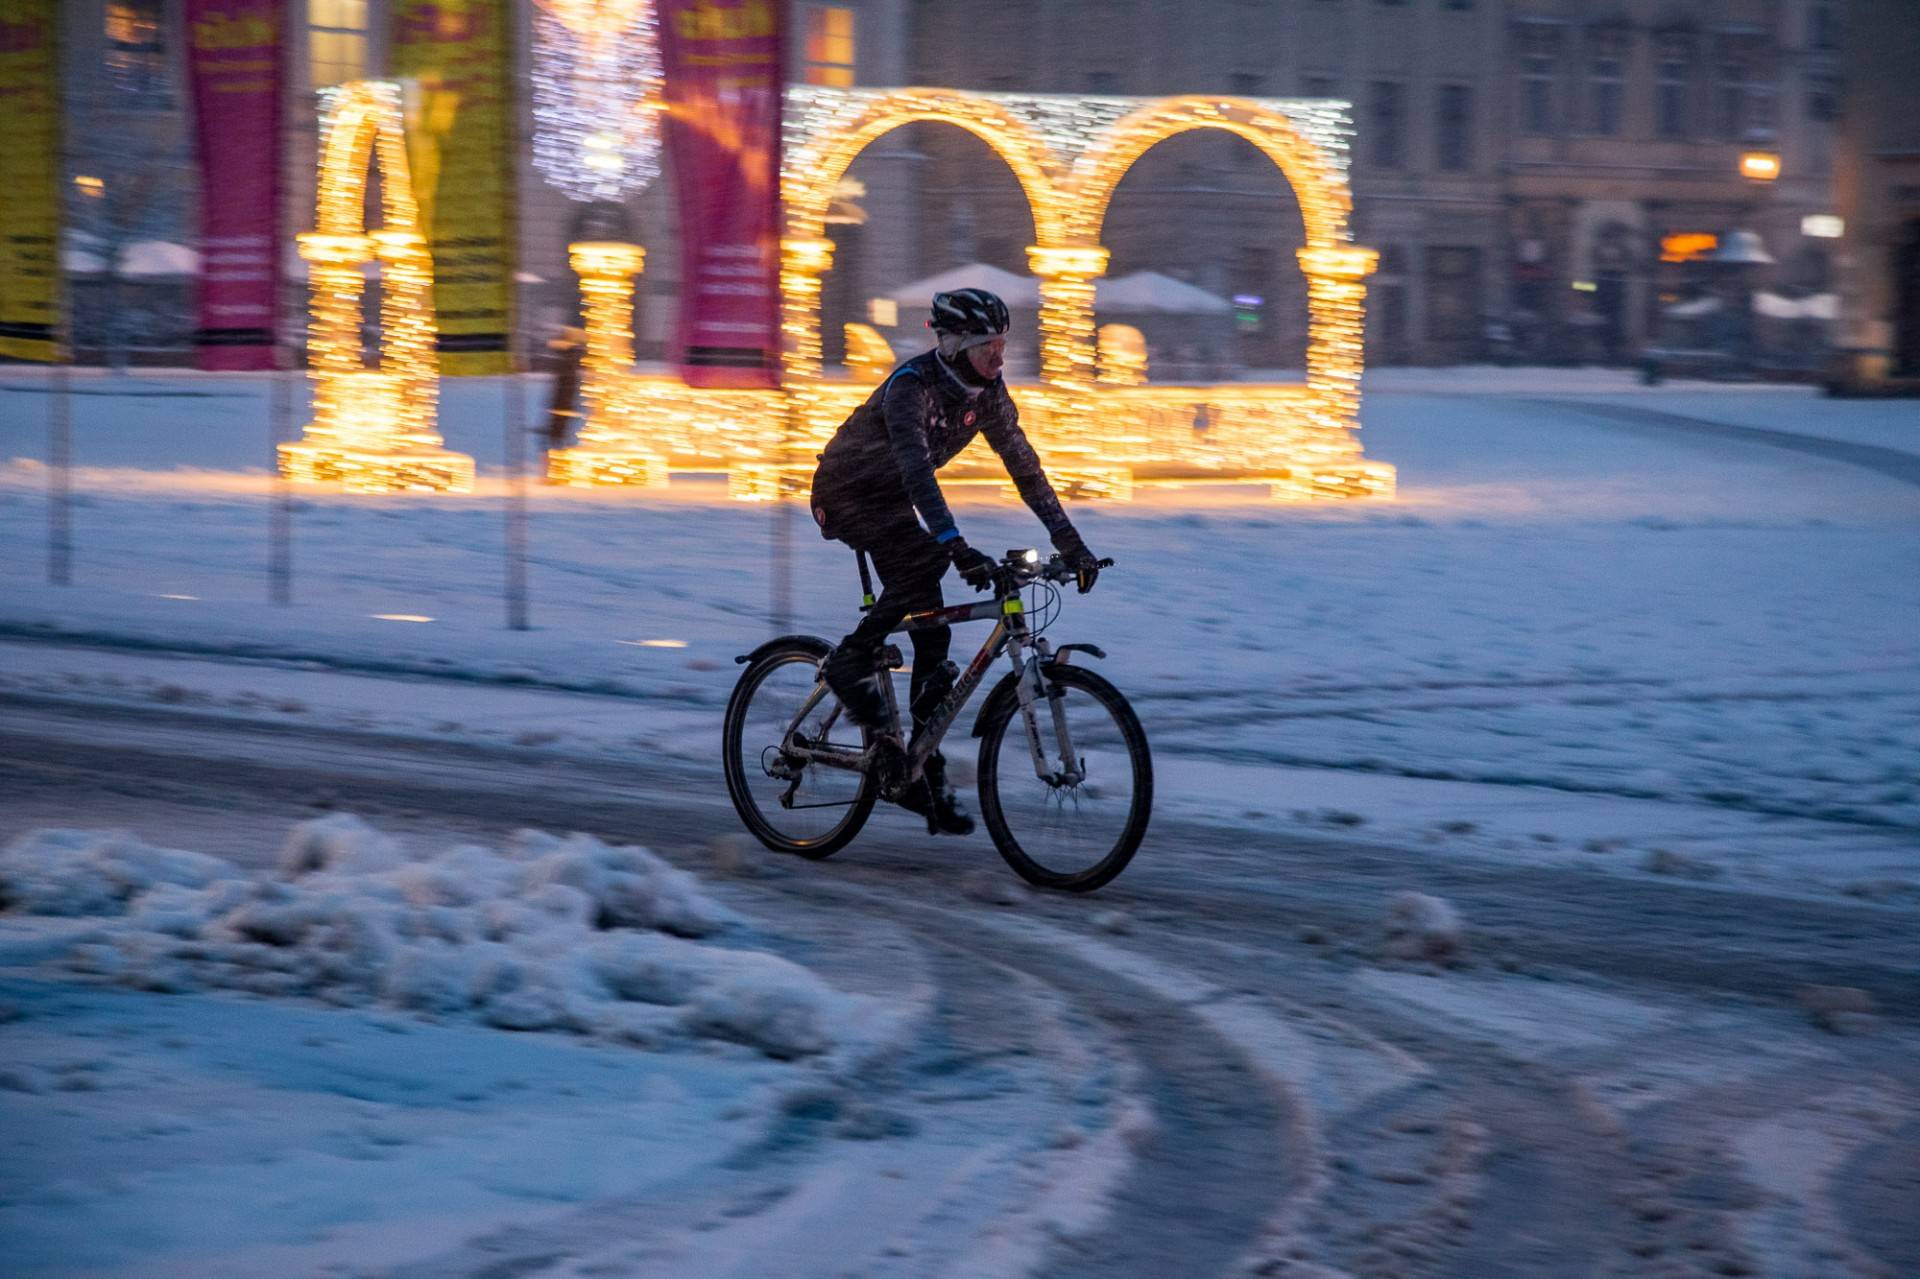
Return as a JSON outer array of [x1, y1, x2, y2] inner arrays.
[[185, 0, 284, 371], [658, 0, 783, 388]]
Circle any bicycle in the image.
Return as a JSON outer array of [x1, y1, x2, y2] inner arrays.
[[722, 549, 1152, 892]]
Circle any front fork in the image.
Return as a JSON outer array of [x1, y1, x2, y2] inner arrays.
[[1009, 635, 1083, 786]]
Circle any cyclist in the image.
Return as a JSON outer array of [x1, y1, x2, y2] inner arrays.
[[810, 286, 1102, 835]]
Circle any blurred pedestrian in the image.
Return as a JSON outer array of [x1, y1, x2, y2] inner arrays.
[[541, 326, 587, 456]]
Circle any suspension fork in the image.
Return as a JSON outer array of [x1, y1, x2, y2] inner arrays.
[[1010, 634, 1083, 785]]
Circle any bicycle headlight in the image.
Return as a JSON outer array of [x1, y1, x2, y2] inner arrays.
[[1018, 548, 1039, 565]]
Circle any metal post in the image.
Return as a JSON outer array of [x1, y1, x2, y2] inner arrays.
[[48, 358, 71, 586], [506, 351, 530, 631], [269, 359, 292, 603], [772, 393, 795, 634], [48, 0, 71, 588], [503, 19, 529, 632]]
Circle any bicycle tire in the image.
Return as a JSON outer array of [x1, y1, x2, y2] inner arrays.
[[722, 642, 877, 858], [976, 664, 1151, 892]]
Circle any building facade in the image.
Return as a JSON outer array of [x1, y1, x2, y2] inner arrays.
[[54, 0, 1855, 367], [1831, 0, 1920, 390]]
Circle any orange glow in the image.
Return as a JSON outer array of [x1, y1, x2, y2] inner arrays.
[[1739, 150, 1781, 182], [1660, 233, 1719, 264]]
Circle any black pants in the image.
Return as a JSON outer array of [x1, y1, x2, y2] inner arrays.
[[818, 494, 952, 716]]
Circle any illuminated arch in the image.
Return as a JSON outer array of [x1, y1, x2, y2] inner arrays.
[[781, 89, 1066, 245], [779, 90, 1065, 390], [1068, 96, 1351, 247], [279, 80, 473, 493], [1065, 97, 1376, 444]]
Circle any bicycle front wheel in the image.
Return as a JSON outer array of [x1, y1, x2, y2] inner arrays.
[[722, 643, 877, 858], [977, 664, 1151, 892]]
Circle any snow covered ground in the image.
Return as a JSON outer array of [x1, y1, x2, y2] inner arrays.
[[2, 365, 1918, 1275], [4, 365, 1916, 887]]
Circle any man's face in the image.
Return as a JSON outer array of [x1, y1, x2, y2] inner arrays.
[[965, 336, 1006, 380]]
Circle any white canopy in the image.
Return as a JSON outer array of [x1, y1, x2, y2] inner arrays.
[[887, 263, 1041, 310], [1664, 292, 1838, 321], [119, 240, 200, 278], [1753, 291, 1837, 321], [1097, 270, 1232, 315]]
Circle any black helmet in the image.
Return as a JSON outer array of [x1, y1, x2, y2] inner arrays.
[[929, 288, 1010, 336]]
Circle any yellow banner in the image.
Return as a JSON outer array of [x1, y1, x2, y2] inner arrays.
[[392, 0, 513, 375], [0, 0, 61, 362]]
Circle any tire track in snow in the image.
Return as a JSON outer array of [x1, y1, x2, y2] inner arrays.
[[1524, 398, 1920, 488]]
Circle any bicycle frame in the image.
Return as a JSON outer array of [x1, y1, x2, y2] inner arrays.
[[774, 572, 1082, 793]]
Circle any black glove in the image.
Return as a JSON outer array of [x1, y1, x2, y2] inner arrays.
[[946, 536, 996, 592], [1052, 527, 1101, 594]]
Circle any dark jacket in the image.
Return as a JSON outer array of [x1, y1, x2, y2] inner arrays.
[[812, 349, 1070, 543]]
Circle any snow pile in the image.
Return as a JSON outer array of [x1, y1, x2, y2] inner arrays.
[[1382, 890, 1466, 965], [0, 817, 859, 1059], [0, 828, 227, 916]]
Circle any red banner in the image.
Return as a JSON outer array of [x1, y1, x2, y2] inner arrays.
[[185, 0, 284, 371], [658, 0, 783, 388]]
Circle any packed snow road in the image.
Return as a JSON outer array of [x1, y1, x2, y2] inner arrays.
[[4, 689, 1915, 1277]]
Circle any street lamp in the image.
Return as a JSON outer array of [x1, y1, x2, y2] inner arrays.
[[1739, 128, 1781, 184], [1739, 148, 1782, 183]]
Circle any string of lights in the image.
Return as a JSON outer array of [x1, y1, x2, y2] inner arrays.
[[279, 80, 474, 494], [531, 0, 665, 204]]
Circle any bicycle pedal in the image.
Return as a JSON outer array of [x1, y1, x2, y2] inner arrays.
[[877, 644, 905, 671]]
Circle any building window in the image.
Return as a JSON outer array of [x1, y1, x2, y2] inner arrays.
[[1585, 28, 1625, 135], [1425, 246, 1483, 342], [1230, 72, 1263, 97], [804, 6, 856, 87], [1369, 80, 1405, 169], [1807, 73, 1841, 123], [1713, 37, 1771, 141], [1655, 35, 1693, 139], [310, 0, 368, 90], [1302, 74, 1337, 99], [104, 0, 168, 103], [1810, 1, 1840, 52], [1436, 84, 1472, 171], [1518, 28, 1560, 136]]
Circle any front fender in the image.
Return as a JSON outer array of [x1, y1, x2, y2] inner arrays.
[[735, 634, 833, 666]]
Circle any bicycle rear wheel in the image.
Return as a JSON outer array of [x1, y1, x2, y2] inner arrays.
[[976, 664, 1151, 891], [723, 643, 877, 858]]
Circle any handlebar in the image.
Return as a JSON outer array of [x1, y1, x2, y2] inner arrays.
[[996, 549, 1115, 591]]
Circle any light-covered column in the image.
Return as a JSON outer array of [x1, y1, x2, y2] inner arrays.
[[296, 232, 373, 454], [568, 241, 646, 428], [779, 236, 835, 386], [1297, 244, 1377, 445], [1292, 243, 1393, 498], [281, 228, 474, 492], [372, 229, 440, 450], [1027, 245, 1107, 393]]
